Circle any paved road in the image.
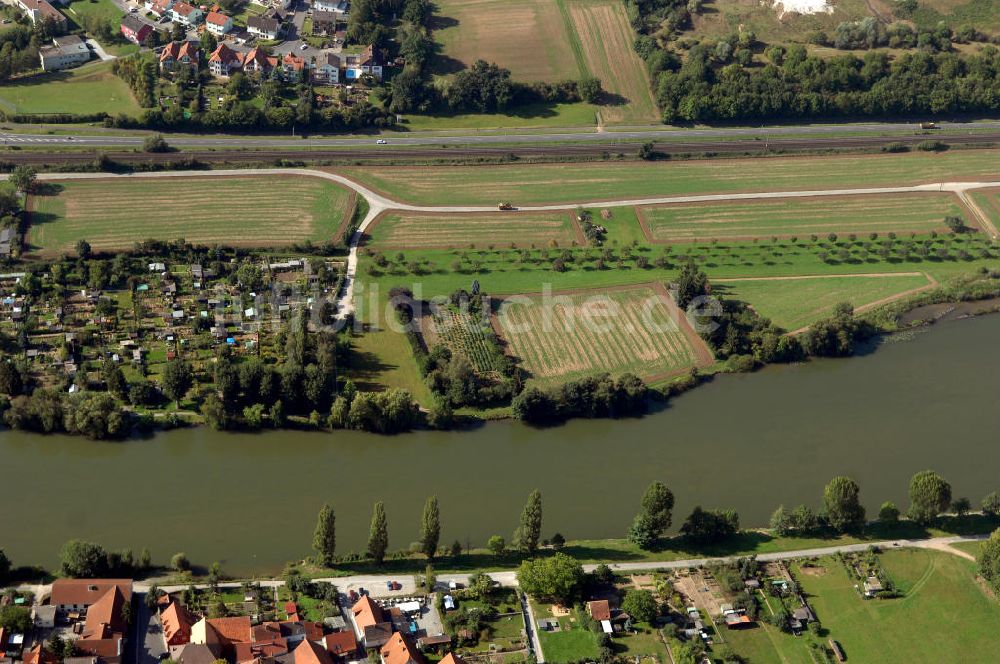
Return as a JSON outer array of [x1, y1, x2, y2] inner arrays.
[[3, 120, 1000, 149], [131, 592, 167, 664], [8, 169, 1000, 319]]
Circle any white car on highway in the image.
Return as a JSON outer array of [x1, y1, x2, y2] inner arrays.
[[376, 139, 387, 145]]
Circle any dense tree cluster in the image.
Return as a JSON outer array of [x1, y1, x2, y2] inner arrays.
[[799, 303, 874, 357], [628, 0, 1000, 123], [516, 553, 585, 604], [627, 481, 675, 549], [0, 23, 41, 83], [511, 372, 648, 423], [679, 506, 740, 544]]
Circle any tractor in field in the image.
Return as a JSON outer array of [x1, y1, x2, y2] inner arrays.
[[497, 202, 514, 210], [919, 121, 939, 130]]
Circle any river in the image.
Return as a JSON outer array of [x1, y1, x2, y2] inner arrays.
[[2, 314, 1000, 576]]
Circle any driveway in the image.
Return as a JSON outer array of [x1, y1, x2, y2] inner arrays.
[[85, 39, 116, 62]]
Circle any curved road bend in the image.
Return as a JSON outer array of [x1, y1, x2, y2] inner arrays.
[[10, 170, 1000, 317]]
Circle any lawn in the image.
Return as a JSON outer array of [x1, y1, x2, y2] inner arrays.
[[364, 210, 583, 250], [343, 324, 435, 406], [724, 622, 815, 664], [797, 549, 1000, 664], [431, 0, 582, 83], [909, 0, 1000, 33], [332, 150, 1000, 207], [538, 629, 600, 663], [0, 61, 141, 116], [63, 0, 124, 25], [637, 192, 970, 243], [714, 273, 935, 330], [494, 283, 713, 384], [28, 175, 356, 255], [564, 0, 659, 125]]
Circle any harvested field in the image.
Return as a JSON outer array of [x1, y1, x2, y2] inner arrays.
[[566, 0, 659, 124], [333, 150, 1000, 207], [969, 188, 1000, 233], [364, 210, 584, 249], [494, 283, 712, 383], [432, 0, 581, 82], [637, 192, 970, 243], [28, 176, 355, 255], [715, 272, 936, 330]]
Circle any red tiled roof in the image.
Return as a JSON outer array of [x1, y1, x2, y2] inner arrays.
[[284, 601, 298, 616], [205, 10, 228, 25], [351, 596, 384, 631], [587, 600, 611, 622], [234, 638, 288, 663], [440, 654, 466, 664], [50, 579, 133, 607], [209, 42, 240, 64], [162, 601, 198, 646], [323, 632, 357, 657], [24, 645, 58, 664], [292, 640, 333, 664], [82, 586, 128, 639], [207, 616, 253, 645], [172, 1, 197, 15], [380, 634, 425, 664]]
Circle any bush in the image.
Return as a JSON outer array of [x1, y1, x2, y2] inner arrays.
[[143, 134, 171, 153], [171, 552, 191, 572]]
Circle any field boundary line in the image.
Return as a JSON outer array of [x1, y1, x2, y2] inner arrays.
[[333, 191, 359, 245], [554, 0, 591, 80], [713, 272, 930, 283], [958, 189, 999, 239]]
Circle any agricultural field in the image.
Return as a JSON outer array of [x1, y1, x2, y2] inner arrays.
[[796, 550, 1000, 664], [494, 284, 712, 383], [636, 192, 970, 243], [566, 0, 659, 124], [0, 61, 140, 116], [399, 102, 598, 131], [333, 150, 1000, 207], [715, 273, 936, 330], [425, 308, 509, 376], [365, 210, 583, 249], [969, 188, 1000, 233], [431, 0, 582, 82], [28, 176, 356, 255]]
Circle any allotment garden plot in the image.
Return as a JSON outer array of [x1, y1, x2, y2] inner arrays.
[[365, 210, 584, 249], [424, 308, 509, 377], [636, 192, 972, 243], [494, 284, 712, 383], [28, 176, 356, 255]]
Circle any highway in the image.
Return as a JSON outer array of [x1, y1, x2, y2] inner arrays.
[[3, 119, 1000, 149]]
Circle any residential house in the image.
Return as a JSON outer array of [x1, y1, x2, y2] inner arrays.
[[280, 52, 305, 81], [322, 632, 357, 661], [312, 0, 347, 13], [292, 639, 333, 664], [247, 14, 279, 40], [190, 616, 253, 660], [380, 634, 425, 664], [344, 44, 382, 81], [204, 10, 232, 35], [169, 644, 217, 664], [50, 579, 133, 614], [146, 0, 174, 19], [363, 623, 392, 650], [161, 601, 198, 647], [39, 34, 90, 71], [241, 46, 276, 74], [23, 645, 57, 664], [75, 585, 131, 664], [311, 51, 339, 84], [208, 42, 242, 76], [120, 14, 152, 44], [439, 654, 466, 664], [14, 0, 66, 29], [310, 9, 337, 35], [350, 596, 384, 640], [160, 41, 200, 71], [170, 1, 203, 25]]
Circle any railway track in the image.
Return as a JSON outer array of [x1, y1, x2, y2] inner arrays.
[[0, 131, 997, 165]]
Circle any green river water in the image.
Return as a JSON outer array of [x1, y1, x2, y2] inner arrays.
[[2, 314, 1000, 576]]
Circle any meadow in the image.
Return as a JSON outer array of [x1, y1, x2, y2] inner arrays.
[[565, 0, 659, 124], [715, 273, 936, 330], [795, 549, 1000, 663], [28, 176, 356, 255], [637, 192, 970, 243], [333, 150, 1000, 207], [969, 188, 1000, 232], [431, 0, 581, 83], [365, 210, 583, 250], [0, 61, 140, 116], [494, 283, 712, 383]]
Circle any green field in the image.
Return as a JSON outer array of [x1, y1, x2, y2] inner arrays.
[[797, 549, 1000, 664], [63, 0, 124, 25], [723, 622, 814, 664], [0, 61, 140, 116], [494, 284, 711, 383], [399, 102, 597, 131], [638, 192, 969, 243], [334, 150, 1000, 207], [365, 210, 582, 249], [29, 176, 355, 255], [716, 273, 935, 330]]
